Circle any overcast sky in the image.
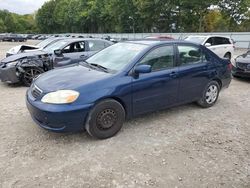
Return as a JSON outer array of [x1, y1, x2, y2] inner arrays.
[[0, 0, 48, 15]]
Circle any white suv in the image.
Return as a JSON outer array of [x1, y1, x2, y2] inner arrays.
[[185, 36, 235, 59]]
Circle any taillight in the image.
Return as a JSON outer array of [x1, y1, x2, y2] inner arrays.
[[228, 63, 233, 71]]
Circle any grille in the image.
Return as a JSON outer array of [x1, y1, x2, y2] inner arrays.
[[31, 85, 43, 99], [237, 62, 250, 70]]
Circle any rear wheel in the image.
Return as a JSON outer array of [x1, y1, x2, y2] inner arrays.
[[86, 99, 125, 139], [21, 67, 44, 87], [197, 81, 220, 108]]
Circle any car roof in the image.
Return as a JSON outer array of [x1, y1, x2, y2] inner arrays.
[[125, 39, 200, 47], [187, 35, 231, 39], [58, 38, 110, 42]]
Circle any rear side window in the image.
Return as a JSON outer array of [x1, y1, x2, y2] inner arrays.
[[138, 45, 174, 71], [214, 37, 231, 45], [88, 41, 105, 51], [178, 46, 208, 65]]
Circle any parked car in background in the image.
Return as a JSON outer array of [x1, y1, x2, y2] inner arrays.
[[2, 34, 27, 42], [26, 40, 232, 139], [32, 35, 42, 40], [5, 37, 65, 57], [0, 34, 6, 41], [185, 36, 234, 59], [26, 34, 35, 39], [0, 38, 113, 86], [232, 50, 250, 78]]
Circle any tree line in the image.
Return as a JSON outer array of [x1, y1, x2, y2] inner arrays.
[[0, 10, 37, 33], [1, 0, 250, 34]]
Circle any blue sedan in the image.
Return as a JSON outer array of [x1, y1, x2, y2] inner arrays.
[[26, 40, 232, 139]]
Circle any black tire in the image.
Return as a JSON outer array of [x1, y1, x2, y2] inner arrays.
[[224, 53, 231, 60], [86, 99, 125, 139], [197, 81, 220, 108], [21, 67, 44, 87]]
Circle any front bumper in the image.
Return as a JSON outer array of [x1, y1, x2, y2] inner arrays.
[[26, 90, 93, 133], [232, 65, 250, 78], [0, 64, 20, 83]]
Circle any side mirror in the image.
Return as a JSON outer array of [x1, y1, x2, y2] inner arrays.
[[134, 65, 152, 74], [205, 43, 212, 47], [54, 49, 62, 56]]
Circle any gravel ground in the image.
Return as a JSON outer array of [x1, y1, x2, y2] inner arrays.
[[0, 41, 249, 188]]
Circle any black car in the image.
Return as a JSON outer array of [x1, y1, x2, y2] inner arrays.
[[0, 38, 113, 86], [0, 34, 7, 41], [232, 50, 250, 78], [2, 34, 27, 42]]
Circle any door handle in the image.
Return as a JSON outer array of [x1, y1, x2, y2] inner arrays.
[[80, 55, 87, 58]]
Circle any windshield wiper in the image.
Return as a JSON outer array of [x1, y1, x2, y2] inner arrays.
[[80, 61, 111, 73], [89, 63, 110, 73]]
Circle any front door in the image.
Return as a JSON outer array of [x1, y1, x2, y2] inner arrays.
[[132, 45, 179, 115], [54, 41, 88, 67]]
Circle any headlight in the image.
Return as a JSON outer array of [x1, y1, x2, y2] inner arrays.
[[41, 90, 80, 104], [6, 61, 18, 67]]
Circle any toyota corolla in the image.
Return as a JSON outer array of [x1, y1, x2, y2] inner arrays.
[[26, 40, 232, 139]]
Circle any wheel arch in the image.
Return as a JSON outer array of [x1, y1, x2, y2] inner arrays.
[[211, 78, 222, 89], [224, 52, 232, 58], [93, 96, 128, 118]]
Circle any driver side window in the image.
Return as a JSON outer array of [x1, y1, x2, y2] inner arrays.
[[62, 42, 85, 54], [62, 44, 72, 53], [138, 45, 174, 71], [206, 37, 214, 46]]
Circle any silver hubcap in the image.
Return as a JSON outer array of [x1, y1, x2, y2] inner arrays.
[[205, 85, 218, 104]]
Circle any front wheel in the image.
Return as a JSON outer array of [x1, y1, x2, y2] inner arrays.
[[197, 81, 220, 108], [86, 99, 125, 139], [21, 67, 44, 87]]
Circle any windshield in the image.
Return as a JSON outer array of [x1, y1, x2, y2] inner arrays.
[[43, 40, 68, 53], [37, 38, 57, 48], [185, 36, 207, 44], [85, 42, 148, 72]]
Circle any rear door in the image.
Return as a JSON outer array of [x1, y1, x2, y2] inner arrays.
[[132, 45, 179, 115], [177, 45, 216, 103]]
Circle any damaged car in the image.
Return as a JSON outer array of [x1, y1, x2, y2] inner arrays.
[[5, 37, 65, 57], [0, 38, 113, 86]]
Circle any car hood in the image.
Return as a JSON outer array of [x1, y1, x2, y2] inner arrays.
[[1, 50, 47, 63], [236, 56, 250, 63], [34, 65, 112, 92], [6, 45, 40, 55]]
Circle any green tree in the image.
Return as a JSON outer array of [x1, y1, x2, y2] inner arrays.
[[36, 0, 58, 33], [0, 18, 6, 32]]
